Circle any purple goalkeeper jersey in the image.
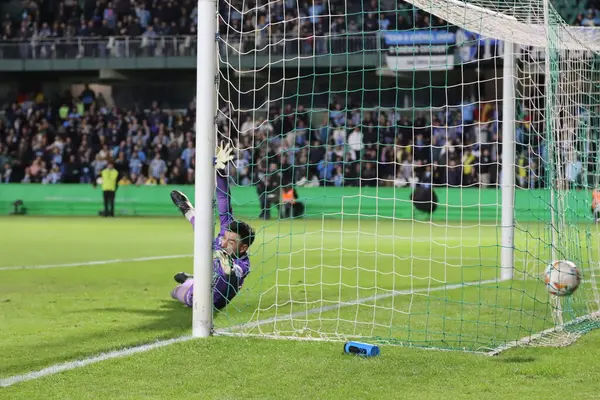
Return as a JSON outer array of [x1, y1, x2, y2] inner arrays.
[[211, 172, 251, 309]]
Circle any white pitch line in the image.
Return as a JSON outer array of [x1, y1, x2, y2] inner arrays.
[[487, 311, 600, 356], [0, 254, 502, 272], [0, 255, 193, 271], [216, 278, 504, 332], [0, 336, 193, 388], [0, 277, 504, 388]]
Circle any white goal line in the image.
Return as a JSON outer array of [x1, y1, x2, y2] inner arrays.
[[487, 311, 600, 355]]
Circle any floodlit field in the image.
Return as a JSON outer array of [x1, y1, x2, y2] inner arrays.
[[1, 217, 600, 399]]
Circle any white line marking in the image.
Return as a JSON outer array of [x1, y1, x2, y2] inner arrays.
[[216, 278, 504, 332], [0, 336, 193, 388], [0, 254, 502, 272], [487, 311, 600, 355], [0, 255, 193, 271], [0, 278, 500, 387]]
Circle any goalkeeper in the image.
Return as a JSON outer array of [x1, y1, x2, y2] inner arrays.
[[170, 142, 255, 310]]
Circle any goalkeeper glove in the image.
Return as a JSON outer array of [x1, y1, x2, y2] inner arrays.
[[214, 141, 234, 171], [213, 249, 234, 275]]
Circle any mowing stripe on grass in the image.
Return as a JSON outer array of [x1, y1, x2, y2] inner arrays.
[[0, 277, 502, 387], [0, 254, 193, 271]]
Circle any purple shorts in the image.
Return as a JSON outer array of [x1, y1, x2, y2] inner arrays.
[[170, 276, 236, 310], [171, 279, 194, 307]]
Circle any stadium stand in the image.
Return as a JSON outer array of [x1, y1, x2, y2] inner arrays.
[[0, 87, 542, 190], [0, 0, 595, 189]]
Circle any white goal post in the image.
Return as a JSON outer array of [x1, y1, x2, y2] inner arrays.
[[193, 0, 218, 337], [501, 39, 516, 282]]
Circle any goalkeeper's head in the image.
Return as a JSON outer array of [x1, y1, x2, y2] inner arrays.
[[222, 220, 255, 257]]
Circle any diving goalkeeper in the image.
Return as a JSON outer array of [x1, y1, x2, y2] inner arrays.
[[170, 142, 255, 310]]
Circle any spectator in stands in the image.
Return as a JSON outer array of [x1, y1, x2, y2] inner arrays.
[[378, 13, 391, 30], [347, 125, 363, 154], [149, 153, 167, 181], [447, 160, 461, 186], [181, 140, 195, 169], [462, 149, 477, 186], [479, 148, 492, 186], [332, 166, 344, 187], [257, 162, 280, 220], [581, 9, 599, 26]]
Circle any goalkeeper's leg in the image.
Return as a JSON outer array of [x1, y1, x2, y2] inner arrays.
[[170, 271, 236, 311], [171, 190, 195, 227], [171, 273, 194, 307]]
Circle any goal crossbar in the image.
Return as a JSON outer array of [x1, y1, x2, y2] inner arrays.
[[403, 0, 600, 51]]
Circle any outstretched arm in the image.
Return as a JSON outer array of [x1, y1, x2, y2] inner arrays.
[[214, 142, 234, 230], [216, 170, 233, 229]]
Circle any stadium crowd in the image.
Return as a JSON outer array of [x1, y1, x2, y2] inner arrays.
[[1, 0, 597, 42], [0, 83, 571, 191], [0, 0, 596, 58], [0, 88, 198, 185], [1, 1, 597, 189], [0, 0, 455, 58], [225, 99, 503, 190], [577, 1, 600, 26], [0, 0, 448, 40], [2, 0, 199, 39]]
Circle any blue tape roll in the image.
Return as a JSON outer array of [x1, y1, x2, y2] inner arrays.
[[344, 341, 380, 357]]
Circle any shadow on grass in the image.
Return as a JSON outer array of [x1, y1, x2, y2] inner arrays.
[[2, 301, 194, 377], [91, 300, 192, 328], [80, 300, 234, 326]]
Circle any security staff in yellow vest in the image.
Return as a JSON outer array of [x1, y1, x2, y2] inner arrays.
[[100, 161, 119, 217]]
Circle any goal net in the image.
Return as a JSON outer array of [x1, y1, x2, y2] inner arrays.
[[205, 0, 600, 353]]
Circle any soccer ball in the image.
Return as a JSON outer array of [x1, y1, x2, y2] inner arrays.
[[544, 260, 581, 296]]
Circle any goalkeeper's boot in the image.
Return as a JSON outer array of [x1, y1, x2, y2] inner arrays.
[[170, 190, 193, 216], [174, 272, 193, 284]]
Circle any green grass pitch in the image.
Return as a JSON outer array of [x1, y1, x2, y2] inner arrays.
[[1, 216, 600, 399]]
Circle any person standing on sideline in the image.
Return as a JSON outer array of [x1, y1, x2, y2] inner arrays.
[[100, 160, 119, 217], [592, 188, 600, 222], [280, 182, 304, 219]]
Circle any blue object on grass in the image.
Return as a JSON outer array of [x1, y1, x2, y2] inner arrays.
[[344, 341, 380, 357]]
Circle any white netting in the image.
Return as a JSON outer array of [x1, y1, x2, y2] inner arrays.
[[210, 0, 600, 353]]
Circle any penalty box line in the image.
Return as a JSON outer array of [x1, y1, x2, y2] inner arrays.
[[0, 255, 503, 272], [0, 255, 193, 271], [0, 277, 504, 388]]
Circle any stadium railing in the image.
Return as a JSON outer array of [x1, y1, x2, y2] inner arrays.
[[0, 33, 382, 60]]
